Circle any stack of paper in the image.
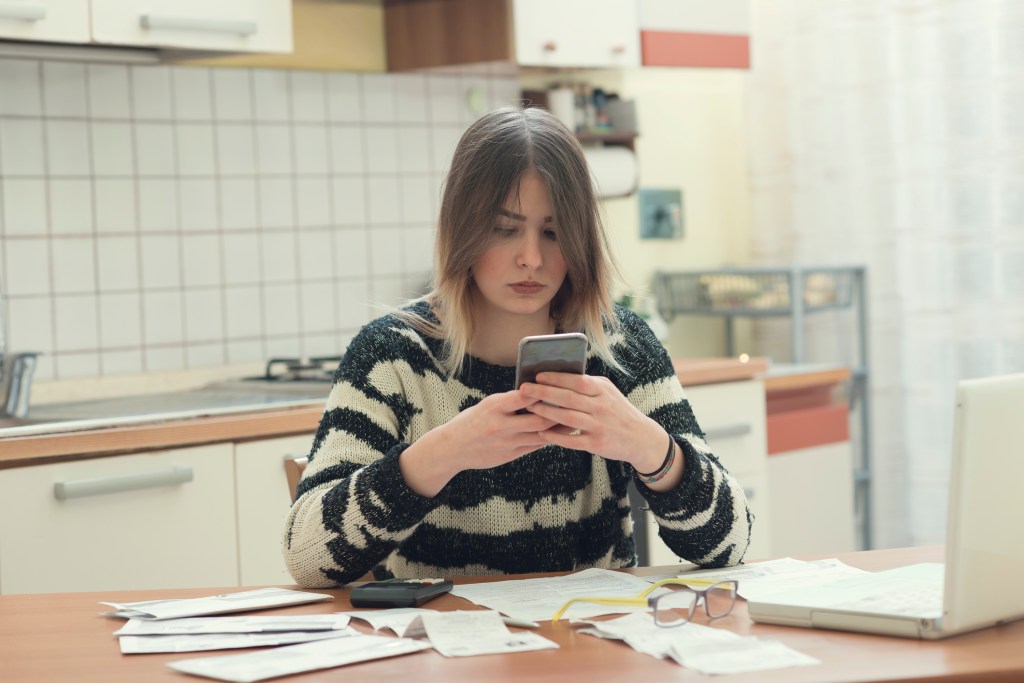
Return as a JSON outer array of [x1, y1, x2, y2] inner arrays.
[[102, 588, 558, 681], [114, 615, 354, 654]]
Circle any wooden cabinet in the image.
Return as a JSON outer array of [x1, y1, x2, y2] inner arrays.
[[385, 0, 639, 71], [234, 435, 312, 586], [0, 0, 89, 43], [91, 0, 291, 52], [0, 444, 238, 595], [643, 378, 773, 565]]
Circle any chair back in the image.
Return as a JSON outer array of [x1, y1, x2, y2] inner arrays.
[[284, 456, 308, 501]]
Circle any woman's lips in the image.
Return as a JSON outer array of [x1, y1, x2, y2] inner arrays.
[[510, 282, 545, 294]]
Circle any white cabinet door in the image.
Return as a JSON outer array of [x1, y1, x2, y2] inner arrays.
[[642, 379, 773, 566], [0, 444, 238, 595], [0, 0, 88, 42], [91, 0, 291, 52], [513, 0, 639, 68], [235, 435, 312, 586], [767, 441, 856, 557]]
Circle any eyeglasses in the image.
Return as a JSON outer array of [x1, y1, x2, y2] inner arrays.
[[550, 578, 739, 627]]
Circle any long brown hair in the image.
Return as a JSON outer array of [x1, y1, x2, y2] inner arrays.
[[401, 105, 621, 375]]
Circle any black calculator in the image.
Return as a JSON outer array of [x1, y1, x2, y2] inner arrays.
[[349, 578, 454, 608]]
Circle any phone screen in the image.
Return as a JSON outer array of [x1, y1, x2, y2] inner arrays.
[[515, 333, 588, 388]]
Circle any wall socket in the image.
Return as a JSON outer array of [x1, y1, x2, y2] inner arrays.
[[638, 188, 683, 239]]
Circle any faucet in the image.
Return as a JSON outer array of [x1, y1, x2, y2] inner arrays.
[[0, 283, 40, 418], [1, 352, 40, 418]]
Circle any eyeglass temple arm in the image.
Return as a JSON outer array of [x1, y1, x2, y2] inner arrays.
[[550, 596, 647, 623]]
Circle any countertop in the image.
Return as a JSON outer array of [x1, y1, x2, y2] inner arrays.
[[0, 356, 774, 469]]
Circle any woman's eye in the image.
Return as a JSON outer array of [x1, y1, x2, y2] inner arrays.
[[494, 225, 517, 236], [543, 229, 558, 241]]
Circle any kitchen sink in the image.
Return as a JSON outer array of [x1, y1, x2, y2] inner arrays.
[[0, 415, 71, 430], [0, 385, 327, 438]]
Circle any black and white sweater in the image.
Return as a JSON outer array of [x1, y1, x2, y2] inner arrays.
[[284, 303, 753, 587]]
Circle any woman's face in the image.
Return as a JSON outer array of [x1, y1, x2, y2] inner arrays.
[[471, 168, 568, 325]]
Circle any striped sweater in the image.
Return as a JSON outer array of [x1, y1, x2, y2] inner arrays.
[[283, 303, 753, 587]]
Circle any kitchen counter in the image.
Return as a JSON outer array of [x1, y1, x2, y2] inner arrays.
[[674, 356, 768, 386], [0, 357, 770, 469]]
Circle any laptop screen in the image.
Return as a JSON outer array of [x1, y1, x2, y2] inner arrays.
[[944, 373, 1024, 633]]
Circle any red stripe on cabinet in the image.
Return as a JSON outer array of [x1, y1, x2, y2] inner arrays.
[[640, 30, 750, 69]]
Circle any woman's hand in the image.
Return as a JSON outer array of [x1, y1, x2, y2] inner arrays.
[[399, 390, 558, 497], [520, 372, 684, 491]]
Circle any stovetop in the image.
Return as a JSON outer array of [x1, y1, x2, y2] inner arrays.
[[245, 356, 342, 383]]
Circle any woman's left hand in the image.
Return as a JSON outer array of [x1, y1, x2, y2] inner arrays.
[[519, 372, 672, 476]]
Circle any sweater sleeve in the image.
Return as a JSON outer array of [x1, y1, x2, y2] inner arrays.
[[614, 310, 753, 568], [282, 321, 440, 587]]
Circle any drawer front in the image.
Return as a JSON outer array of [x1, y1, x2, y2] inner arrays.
[[91, 0, 291, 52], [0, 0, 89, 42], [235, 435, 313, 586], [684, 380, 767, 476], [0, 444, 238, 595]]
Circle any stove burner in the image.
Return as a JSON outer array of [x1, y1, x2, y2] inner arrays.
[[262, 356, 343, 382]]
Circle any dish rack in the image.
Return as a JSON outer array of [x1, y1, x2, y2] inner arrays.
[[654, 265, 873, 549]]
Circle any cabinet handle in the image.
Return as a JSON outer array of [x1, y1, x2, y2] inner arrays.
[[140, 15, 258, 36], [0, 2, 46, 21], [54, 466, 194, 501], [704, 424, 753, 440], [611, 45, 626, 55], [542, 40, 557, 52]]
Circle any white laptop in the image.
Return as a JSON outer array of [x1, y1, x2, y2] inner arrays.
[[748, 372, 1024, 639]]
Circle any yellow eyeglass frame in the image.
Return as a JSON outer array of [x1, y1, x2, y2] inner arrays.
[[550, 577, 738, 625]]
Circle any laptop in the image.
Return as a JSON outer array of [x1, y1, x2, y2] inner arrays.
[[748, 372, 1024, 639]]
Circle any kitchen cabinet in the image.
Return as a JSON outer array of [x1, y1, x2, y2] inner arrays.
[[91, 0, 291, 53], [0, 432, 317, 595], [0, 0, 290, 52], [0, 0, 89, 43], [177, 0, 385, 72], [0, 444, 238, 595], [385, 0, 640, 72], [235, 435, 312, 586], [636, 0, 750, 68], [767, 442, 856, 557], [764, 367, 856, 557], [643, 378, 773, 565]]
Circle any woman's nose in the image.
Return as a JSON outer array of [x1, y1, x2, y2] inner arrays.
[[516, 234, 543, 269]]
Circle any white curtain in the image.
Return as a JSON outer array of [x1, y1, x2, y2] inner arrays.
[[747, 0, 1024, 548]]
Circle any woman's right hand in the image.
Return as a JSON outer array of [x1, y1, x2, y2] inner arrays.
[[398, 390, 557, 497]]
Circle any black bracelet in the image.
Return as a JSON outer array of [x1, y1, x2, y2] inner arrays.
[[636, 432, 676, 482]]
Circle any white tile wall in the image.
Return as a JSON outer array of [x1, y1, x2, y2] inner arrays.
[[0, 58, 519, 381]]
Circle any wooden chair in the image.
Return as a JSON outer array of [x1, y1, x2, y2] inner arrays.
[[284, 456, 308, 501]]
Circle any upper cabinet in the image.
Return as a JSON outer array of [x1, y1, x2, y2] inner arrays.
[[511, 0, 639, 69], [92, 0, 291, 52], [0, 0, 90, 43], [0, 0, 291, 53], [385, 0, 640, 72], [637, 0, 750, 69]]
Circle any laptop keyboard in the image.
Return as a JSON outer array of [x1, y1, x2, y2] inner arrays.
[[845, 582, 943, 617]]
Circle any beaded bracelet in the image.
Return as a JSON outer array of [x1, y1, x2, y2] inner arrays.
[[636, 433, 676, 484]]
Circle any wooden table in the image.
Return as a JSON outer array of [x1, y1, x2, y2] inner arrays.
[[2, 547, 1022, 682]]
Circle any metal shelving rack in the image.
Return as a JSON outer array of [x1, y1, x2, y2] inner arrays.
[[654, 265, 872, 550]]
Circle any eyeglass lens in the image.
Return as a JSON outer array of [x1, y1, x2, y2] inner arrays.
[[654, 582, 737, 626]]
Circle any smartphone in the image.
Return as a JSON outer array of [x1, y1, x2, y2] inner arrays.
[[514, 332, 589, 389], [349, 578, 454, 608]]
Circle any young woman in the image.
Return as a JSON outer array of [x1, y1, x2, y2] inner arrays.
[[284, 106, 752, 587]]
